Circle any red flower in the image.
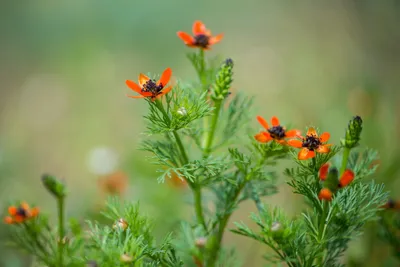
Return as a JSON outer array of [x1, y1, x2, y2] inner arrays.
[[319, 163, 330, 181], [288, 127, 331, 160], [318, 188, 333, 201], [338, 169, 355, 188], [177, 20, 223, 50], [254, 116, 301, 144], [4, 202, 39, 224], [125, 68, 172, 101]]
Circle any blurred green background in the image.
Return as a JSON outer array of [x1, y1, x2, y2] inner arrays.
[[1, 1, 400, 266]]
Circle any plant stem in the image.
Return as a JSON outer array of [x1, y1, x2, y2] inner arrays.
[[340, 147, 351, 175], [198, 49, 207, 91], [203, 100, 222, 157], [193, 186, 207, 231], [57, 197, 65, 267]]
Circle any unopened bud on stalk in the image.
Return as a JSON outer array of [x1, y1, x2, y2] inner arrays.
[[195, 237, 207, 248], [211, 58, 234, 101], [341, 116, 363, 149], [270, 221, 284, 241], [113, 218, 128, 231], [41, 174, 66, 198]]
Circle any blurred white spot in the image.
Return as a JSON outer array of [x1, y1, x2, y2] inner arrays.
[[87, 147, 119, 175], [18, 74, 69, 131], [177, 107, 187, 116]]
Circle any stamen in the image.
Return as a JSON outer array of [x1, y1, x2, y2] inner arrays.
[[267, 126, 286, 139], [142, 79, 164, 94], [193, 34, 210, 48], [302, 134, 322, 151], [16, 207, 27, 217]]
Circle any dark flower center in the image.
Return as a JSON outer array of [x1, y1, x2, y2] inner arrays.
[[267, 126, 286, 139], [16, 207, 27, 217], [194, 34, 210, 48], [142, 79, 164, 94], [302, 135, 322, 151]]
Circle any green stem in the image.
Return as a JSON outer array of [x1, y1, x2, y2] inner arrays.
[[193, 186, 207, 231], [198, 49, 207, 91], [203, 101, 222, 157], [57, 197, 65, 267], [340, 147, 351, 175]]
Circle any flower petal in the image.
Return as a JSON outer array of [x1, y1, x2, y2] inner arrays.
[[209, 33, 224, 45], [339, 169, 355, 187], [193, 20, 206, 35], [4, 216, 13, 224], [271, 116, 280, 127], [8, 206, 17, 216], [138, 73, 150, 87], [14, 215, 24, 223], [126, 94, 147, 99], [177, 31, 194, 45], [285, 129, 301, 138], [30, 207, 39, 217], [307, 127, 317, 137], [157, 68, 172, 87], [298, 148, 315, 160], [319, 132, 330, 143], [157, 86, 173, 97], [316, 145, 330, 153], [126, 80, 143, 94], [287, 139, 303, 148], [319, 163, 330, 180], [318, 188, 332, 201], [254, 132, 272, 143], [256, 116, 269, 130]]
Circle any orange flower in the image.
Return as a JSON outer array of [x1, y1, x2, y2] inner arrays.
[[125, 68, 172, 101], [168, 171, 187, 189], [254, 116, 301, 144], [319, 163, 330, 181], [98, 170, 128, 196], [287, 127, 331, 160], [4, 202, 39, 224], [318, 188, 333, 201], [381, 199, 400, 210], [177, 20, 223, 50], [338, 169, 355, 188]]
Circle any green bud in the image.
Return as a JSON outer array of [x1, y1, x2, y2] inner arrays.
[[341, 116, 363, 148], [211, 58, 234, 101], [323, 167, 340, 193], [270, 221, 284, 241], [41, 174, 66, 198]]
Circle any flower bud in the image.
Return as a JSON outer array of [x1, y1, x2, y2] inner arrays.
[[177, 107, 188, 116], [211, 58, 234, 101], [113, 218, 128, 231], [341, 116, 363, 148], [120, 254, 133, 263], [195, 237, 207, 248], [270, 221, 284, 241], [41, 174, 66, 198]]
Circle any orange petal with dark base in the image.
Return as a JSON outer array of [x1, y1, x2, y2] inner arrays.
[[298, 148, 315, 160], [256, 116, 269, 130], [177, 31, 194, 45], [8, 206, 17, 216], [307, 127, 317, 137], [319, 132, 330, 143], [287, 139, 303, 148], [316, 145, 330, 153], [157, 86, 173, 97], [254, 132, 272, 143], [271, 116, 280, 127], [319, 163, 330, 180], [339, 169, 355, 187], [157, 68, 172, 87], [138, 73, 150, 87], [193, 21, 206, 35], [319, 188, 332, 201], [209, 33, 224, 45], [126, 94, 147, 99], [286, 129, 301, 138], [126, 80, 143, 94]]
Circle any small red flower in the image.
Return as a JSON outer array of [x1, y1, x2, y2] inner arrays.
[[125, 68, 172, 101], [338, 169, 355, 188], [254, 116, 301, 144], [4, 202, 39, 224], [288, 127, 331, 160], [177, 20, 223, 50], [319, 163, 330, 181], [318, 188, 333, 201]]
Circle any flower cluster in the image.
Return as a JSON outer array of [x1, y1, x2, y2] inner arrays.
[[4, 202, 39, 224], [317, 163, 355, 201]]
